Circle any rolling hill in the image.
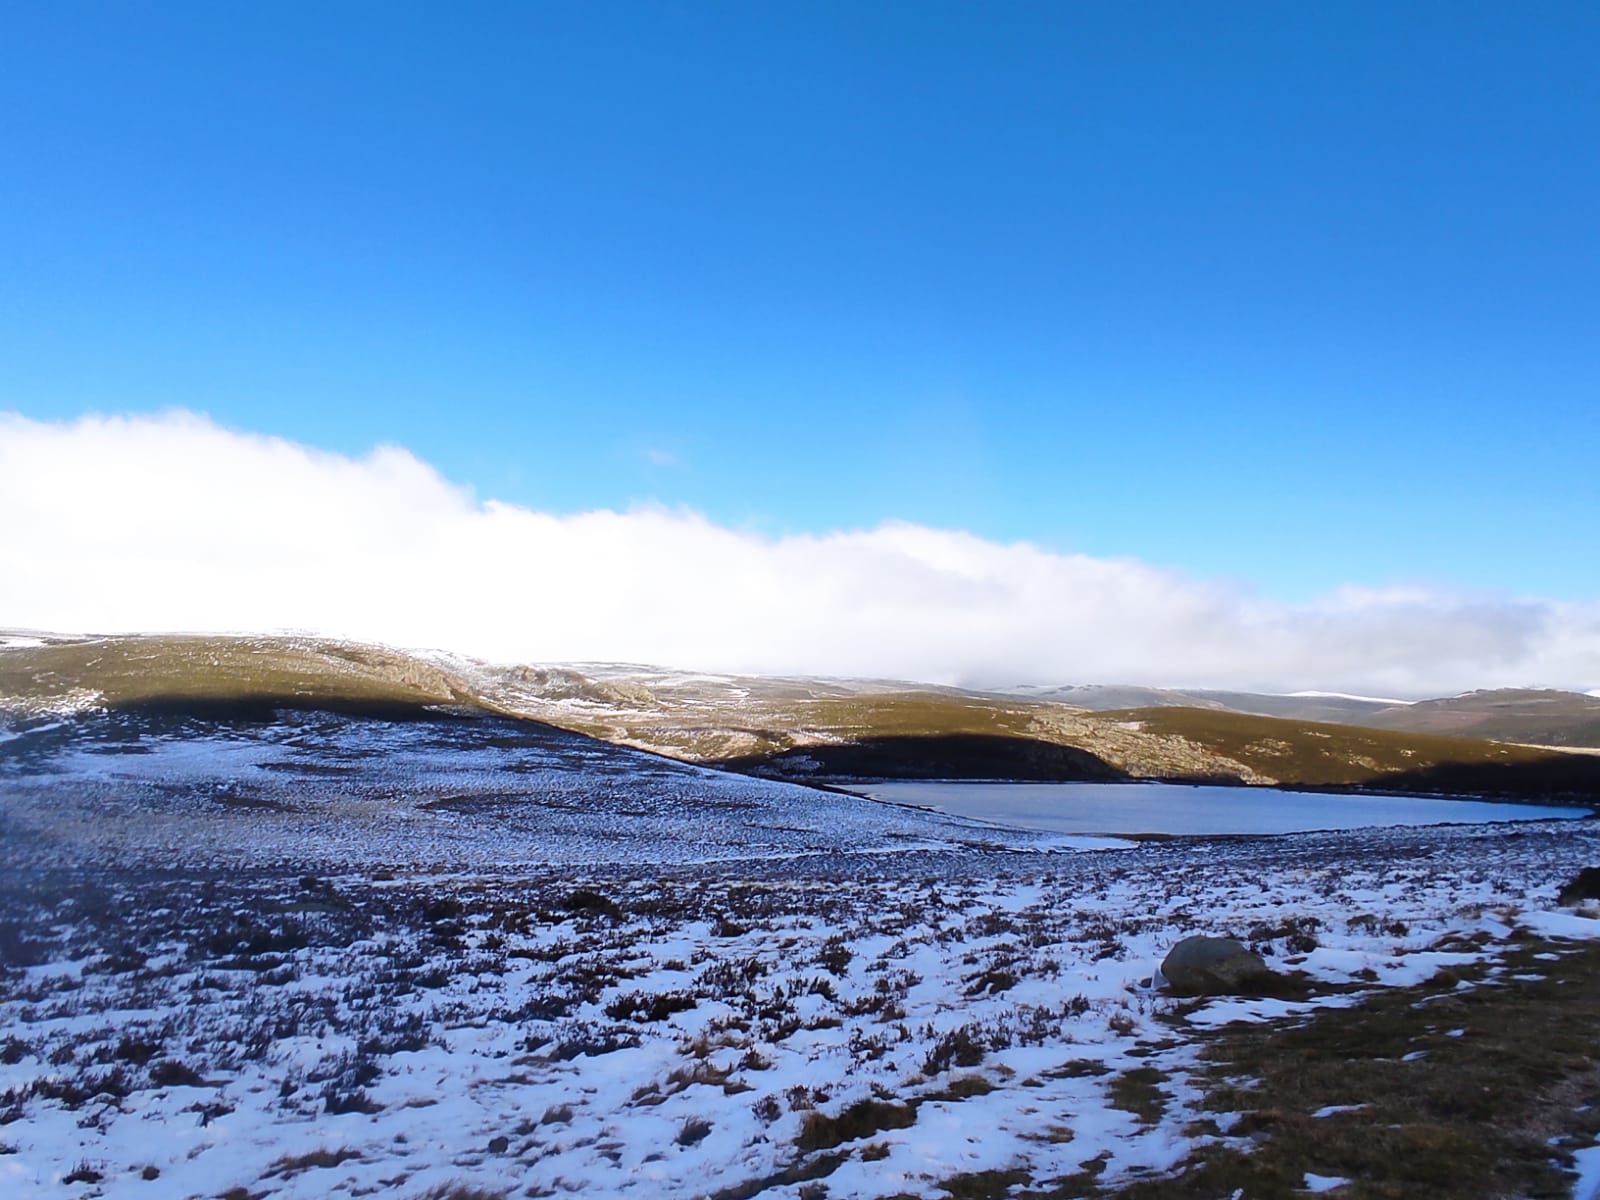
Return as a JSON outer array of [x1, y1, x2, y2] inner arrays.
[[1362, 688, 1600, 749], [1004, 680, 1600, 748], [5, 633, 1597, 801]]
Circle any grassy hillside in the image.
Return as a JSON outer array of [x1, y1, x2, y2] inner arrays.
[[0, 634, 477, 715], [539, 673, 1600, 798], [472, 671, 1100, 773], [5, 634, 1598, 800], [1004, 683, 1600, 748], [1099, 706, 1600, 798], [1005, 684, 1400, 725], [1365, 688, 1600, 748]]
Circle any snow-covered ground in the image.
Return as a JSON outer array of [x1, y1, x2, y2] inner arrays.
[[0, 709, 1047, 871], [5, 705, 1600, 1197], [4, 819, 1600, 1198]]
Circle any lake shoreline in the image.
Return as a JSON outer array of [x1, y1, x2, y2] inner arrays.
[[845, 778, 1594, 840]]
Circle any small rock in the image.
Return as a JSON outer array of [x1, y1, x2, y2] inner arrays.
[[1160, 935, 1277, 996], [487, 1135, 509, 1154], [1557, 867, 1600, 907]]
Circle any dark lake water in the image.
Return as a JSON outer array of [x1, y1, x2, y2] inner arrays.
[[857, 780, 1590, 838]]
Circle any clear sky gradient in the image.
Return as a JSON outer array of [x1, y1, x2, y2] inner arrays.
[[3, 2, 1596, 602]]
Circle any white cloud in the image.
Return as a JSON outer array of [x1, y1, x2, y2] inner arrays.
[[2, 409, 1597, 696]]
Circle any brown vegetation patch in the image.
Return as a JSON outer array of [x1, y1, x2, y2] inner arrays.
[[265, 1147, 362, 1178], [1113, 937, 1600, 1198], [1105, 1066, 1171, 1126], [795, 1099, 917, 1152]]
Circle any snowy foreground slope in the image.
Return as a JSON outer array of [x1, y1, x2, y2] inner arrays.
[[3, 705, 1600, 1198], [0, 707, 1074, 869]]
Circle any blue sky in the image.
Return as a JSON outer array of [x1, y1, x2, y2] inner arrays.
[[2, 1, 1597, 603]]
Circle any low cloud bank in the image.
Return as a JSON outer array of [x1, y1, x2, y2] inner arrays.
[[2, 410, 1596, 696]]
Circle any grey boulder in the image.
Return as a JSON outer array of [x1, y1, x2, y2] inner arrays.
[[1160, 935, 1277, 996]]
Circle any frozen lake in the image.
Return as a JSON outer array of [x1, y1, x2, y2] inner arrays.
[[857, 780, 1591, 837]]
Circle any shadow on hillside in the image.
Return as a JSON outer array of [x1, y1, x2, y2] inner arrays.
[[0, 696, 579, 762], [1360, 755, 1600, 804], [106, 695, 473, 723], [716, 734, 1127, 783]]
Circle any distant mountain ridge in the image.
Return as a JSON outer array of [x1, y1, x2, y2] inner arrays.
[[4, 632, 1598, 799], [1364, 688, 1600, 749], [1001, 680, 1600, 747], [1001, 684, 1407, 725]]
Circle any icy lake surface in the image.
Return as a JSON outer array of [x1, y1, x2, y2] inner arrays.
[[859, 780, 1590, 837]]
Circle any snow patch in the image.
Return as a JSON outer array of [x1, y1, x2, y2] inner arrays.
[[1285, 690, 1415, 705], [1303, 1172, 1351, 1192], [1573, 1144, 1600, 1200]]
